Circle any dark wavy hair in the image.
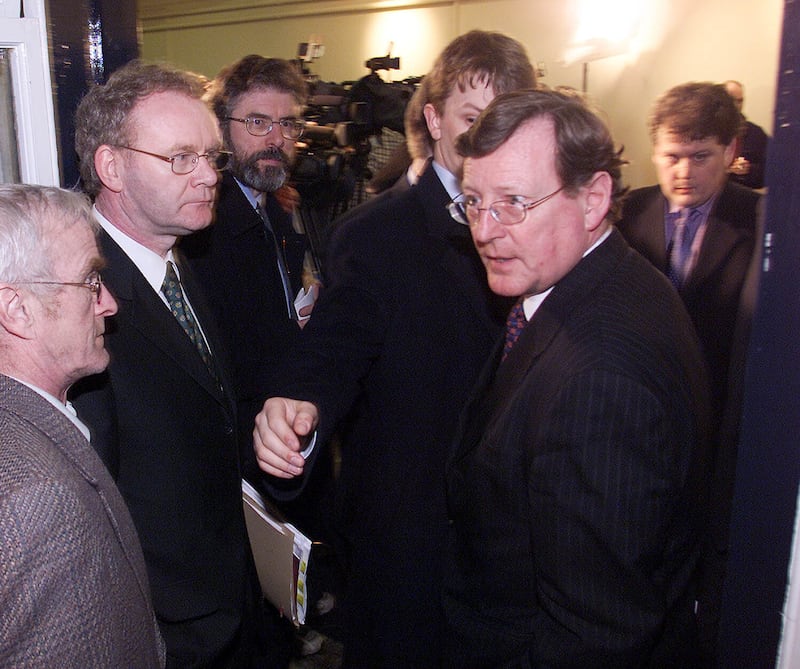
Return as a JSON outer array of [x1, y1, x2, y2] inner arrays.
[[456, 89, 628, 222], [649, 81, 741, 146], [206, 55, 307, 145]]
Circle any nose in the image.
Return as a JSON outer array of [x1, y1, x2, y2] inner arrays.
[[96, 283, 118, 316], [264, 124, 285, 147], [470, 207, 502, 244], [194, 155, 220, 186], [676, 157, 692, 179]]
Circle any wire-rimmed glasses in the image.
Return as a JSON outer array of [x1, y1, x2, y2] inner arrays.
[[225, 115, 305, 140], [13, 270, 105, 303], [118, 146, 231, 174], [447, 187, 564, 226]]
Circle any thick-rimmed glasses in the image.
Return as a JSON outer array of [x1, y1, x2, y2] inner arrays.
[[226, 115, 305, 140], [118, 146, 231, 174], [447, 187, 565, 226], [14, 270, 105, 303]]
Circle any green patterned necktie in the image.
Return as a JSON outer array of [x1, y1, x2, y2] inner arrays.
[[162, 260, 214, 373]]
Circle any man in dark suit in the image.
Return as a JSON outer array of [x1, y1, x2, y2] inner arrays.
[[617, 82, 759, 432], [617, 81, 760, 664], [252, 31, 536, 667], [0, 184, 164, 667], [70, 61, 289, 667], [443, 89, 712, 667], [181, 56, 319, 522]]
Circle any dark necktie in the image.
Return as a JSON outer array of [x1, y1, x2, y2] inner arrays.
[[502, 298, 528, 362], [257, 197, 296, 319], [162, 261, 214, 373]]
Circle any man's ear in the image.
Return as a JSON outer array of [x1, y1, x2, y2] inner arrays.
[[582, 171, 613, 232], [423, 103, 442, 141], [723, 138, 737, 168], [94, 144, 124, 193], [0, 285, 36, 339]]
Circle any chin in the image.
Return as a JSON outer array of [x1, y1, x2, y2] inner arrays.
[[488, 277, 522, 298]]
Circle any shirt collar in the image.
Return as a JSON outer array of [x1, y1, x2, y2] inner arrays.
[[93, 205, 177, 293], [9, 375, 91, 442], [522, 227, 612, 320], [431, 160, 461, 200], [235, 177, 261, 211]]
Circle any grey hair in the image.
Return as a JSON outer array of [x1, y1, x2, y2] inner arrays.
[[0, 184, 97, 286]]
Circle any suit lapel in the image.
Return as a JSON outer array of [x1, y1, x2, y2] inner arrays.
[[217, 172, 262, 237], [99, 231, 226, 402], [685, 184, 753, 290], [1, 375, 154, 605], [450, 230, 629, 463], [633, 187, 669, 270]]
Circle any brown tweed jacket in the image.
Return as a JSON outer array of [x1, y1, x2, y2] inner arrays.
[[0, 374, 164, 668]]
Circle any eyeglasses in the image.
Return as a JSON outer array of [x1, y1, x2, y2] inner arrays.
[[226, 115, 305, 140], [118, 146, 231, 174], [14, 270, 105, 303], [447, 187, 565, 227]]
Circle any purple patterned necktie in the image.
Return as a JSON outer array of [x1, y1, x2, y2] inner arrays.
[[502, 298, 527, 362]]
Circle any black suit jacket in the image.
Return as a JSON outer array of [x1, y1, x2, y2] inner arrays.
[[182, 173, 307, 488], [445, 230, 712, 668], [71, 230, 279, 668], [617, 182, 759, 427], [268, 166, 510, 666]]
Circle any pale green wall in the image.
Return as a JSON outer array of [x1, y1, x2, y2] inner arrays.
[[140, 0, 783, 189]]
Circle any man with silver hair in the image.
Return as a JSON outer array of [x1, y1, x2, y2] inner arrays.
[[0, 184, 163, 667]]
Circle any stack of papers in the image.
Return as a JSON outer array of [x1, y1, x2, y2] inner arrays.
[[241, 479, 312, 626]]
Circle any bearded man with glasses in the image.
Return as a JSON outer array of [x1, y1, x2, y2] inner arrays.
[[181, 58, 328, 557], [70, 60, 292, 667]]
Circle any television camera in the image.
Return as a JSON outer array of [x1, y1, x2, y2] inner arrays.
[[290, 46, 417, 273]]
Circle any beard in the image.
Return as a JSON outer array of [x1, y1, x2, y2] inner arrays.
[[231, 145, 291, 193]]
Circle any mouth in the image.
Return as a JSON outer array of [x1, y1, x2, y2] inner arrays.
[[254, 149, 287, 166], [482, 252, 515, 269]]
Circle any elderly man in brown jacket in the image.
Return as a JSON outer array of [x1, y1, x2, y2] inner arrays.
[[0, 184, 164, 668]]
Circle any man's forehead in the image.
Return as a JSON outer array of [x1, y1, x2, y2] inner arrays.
[[130, 91, 218, 143], [655, 128, 725, 149], [233, 87, 300, 112]]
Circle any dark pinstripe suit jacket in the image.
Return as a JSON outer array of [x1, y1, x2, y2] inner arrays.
[[444, 230, 712, 668], [0, 374, 164, 667]]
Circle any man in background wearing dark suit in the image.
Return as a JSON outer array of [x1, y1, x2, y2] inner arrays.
[[616, 83, 760, 662], [181, 56, 322, 529], [0, 184, 164, 667], [724, 79, 769, 190], [70, 61, 289, 667], [618, 82, 759, 433], [252, 31, 536, 667], [444, 89, 711, 667]]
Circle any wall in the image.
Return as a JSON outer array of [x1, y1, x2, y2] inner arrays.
[[139, 0, 782, 190]]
